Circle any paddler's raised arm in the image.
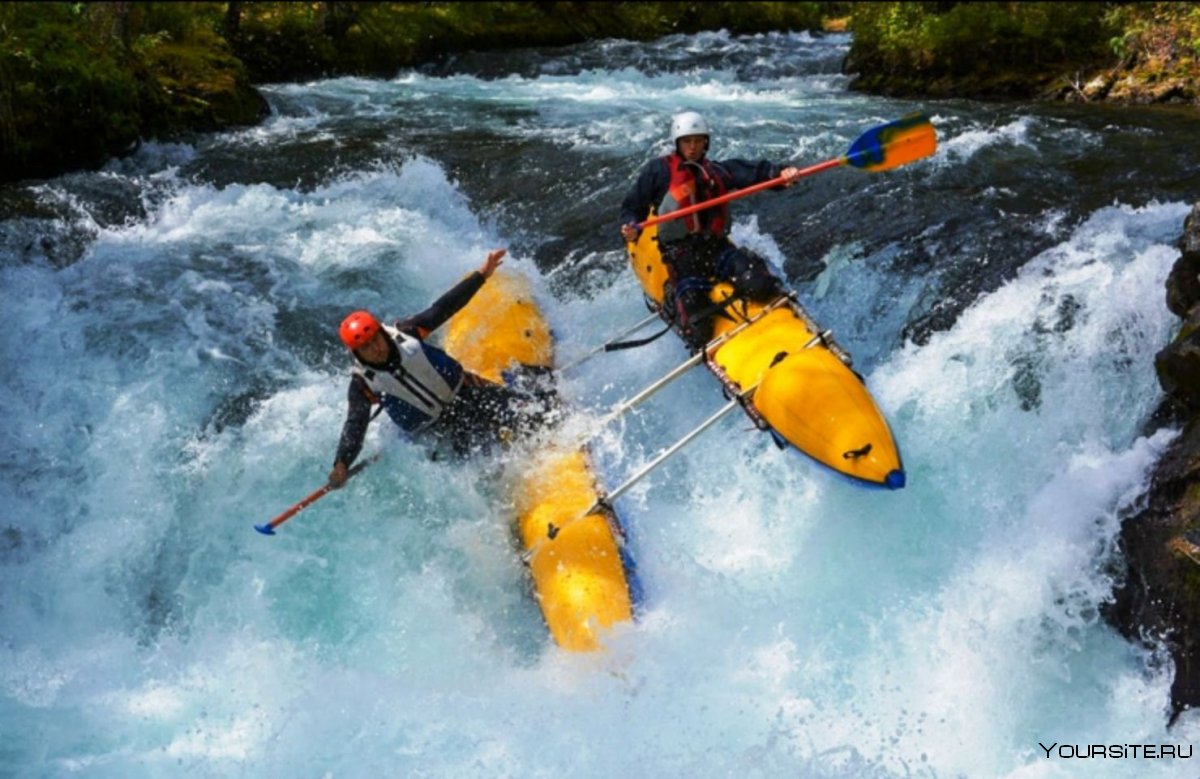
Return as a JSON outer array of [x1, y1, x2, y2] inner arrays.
[[397, 248, 507, 337]]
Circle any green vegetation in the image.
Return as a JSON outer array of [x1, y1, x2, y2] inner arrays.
[[3, 2, 1196, 182], [847, 2, 1116, 96], [0, 2, 266, 180], [229, 2, 848, 82], [846, 1, 1200, 101], [0, 3, 267, 178], [1098, 2, 1200, 101], [0, 2, 846, 182]]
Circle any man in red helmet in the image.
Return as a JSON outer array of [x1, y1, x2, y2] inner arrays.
[[329, 248, 541, 488]]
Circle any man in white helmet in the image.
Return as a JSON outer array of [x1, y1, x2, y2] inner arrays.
[[619, 110, 802, 350]]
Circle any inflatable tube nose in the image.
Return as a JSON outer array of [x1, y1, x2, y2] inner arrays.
[[885, 469, 907, 490]]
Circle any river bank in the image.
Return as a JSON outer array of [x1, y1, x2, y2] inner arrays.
[[0, 1, 841, 182], [845, 2, 1200, 105], [6, 3, 1198, 184]]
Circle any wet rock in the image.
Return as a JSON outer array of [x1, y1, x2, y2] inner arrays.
[[1082, 72, 1116, 100], [1107, 418, 1200, 725], [1166, 204, 1200, 317], [1108, 200, 1200, 726], [1106, 75, 1198, 105], [1158, 206, 1200, 410], [1156, 307, 1200, 410]]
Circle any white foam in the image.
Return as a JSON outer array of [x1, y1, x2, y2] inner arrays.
[[3, 30, 1196, 777]]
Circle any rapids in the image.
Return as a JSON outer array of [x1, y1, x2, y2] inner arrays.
[[2, 30, 1199, 778]]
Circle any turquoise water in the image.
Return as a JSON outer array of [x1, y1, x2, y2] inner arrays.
[[2, 30, 1199, 778]]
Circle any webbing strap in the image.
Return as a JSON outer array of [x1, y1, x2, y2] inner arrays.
[[604, 323, 674, 352]]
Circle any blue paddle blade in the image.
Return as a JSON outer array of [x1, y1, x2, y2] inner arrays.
[[254, 524, 276, 535], [844, 113, 937, 171]]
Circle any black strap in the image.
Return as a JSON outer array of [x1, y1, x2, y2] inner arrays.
[[602, 288, 753, 354], [604, 323, 673, 352], [685, 292, 744, 326]]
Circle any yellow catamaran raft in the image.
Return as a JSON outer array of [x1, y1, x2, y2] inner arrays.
[[618, 113, 938, 489], [628, 228, 904, 488], [255, 115, 934, 647], [444, 271, 639, 651]]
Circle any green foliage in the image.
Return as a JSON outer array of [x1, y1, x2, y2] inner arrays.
[[1, 1, 846, 181], [849, 2, 1115, 79], [0, 2, 262, 180], [1, 3, 146, 172], [229, 2, 843, 81], [18, 1, 1188, 180], [1105, 2, 1200, 70], [848, 1, 1200, 98]]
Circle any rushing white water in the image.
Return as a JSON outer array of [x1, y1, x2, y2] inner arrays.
[[2, 30, 1198, 778]]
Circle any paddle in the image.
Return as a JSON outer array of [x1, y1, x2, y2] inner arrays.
[[253, 453, 381, 535], [636, 112, 937, 231]]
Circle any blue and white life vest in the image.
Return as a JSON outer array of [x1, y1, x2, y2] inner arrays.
[[353, 325, 464, 432]]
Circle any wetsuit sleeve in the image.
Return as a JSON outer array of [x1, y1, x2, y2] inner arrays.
[[335, 375, 373, 466], [715, 158, 785, 191], [619, 158, 670, 227], [397, 271, 486, 337]]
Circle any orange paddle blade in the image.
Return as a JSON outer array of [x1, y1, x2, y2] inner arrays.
[[843, 112, 937, 172]]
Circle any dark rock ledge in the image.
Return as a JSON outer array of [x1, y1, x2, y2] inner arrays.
[[1107, 203, 1200, 726]]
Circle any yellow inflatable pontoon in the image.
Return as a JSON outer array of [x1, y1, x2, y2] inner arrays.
[[444, 271, 639, 651], [628, 227, 905, 489]]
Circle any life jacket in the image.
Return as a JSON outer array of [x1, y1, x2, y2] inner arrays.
[[656, 153, 730, 245], [353, 324, 464, 432]]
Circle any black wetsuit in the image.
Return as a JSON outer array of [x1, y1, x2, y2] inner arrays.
[[334, 272, 548, 465]]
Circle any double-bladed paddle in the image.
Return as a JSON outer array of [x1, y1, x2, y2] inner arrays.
[[637, 112, 937, 231]]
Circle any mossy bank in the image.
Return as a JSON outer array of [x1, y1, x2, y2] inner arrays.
[[0, 1, 844, 183], [845, 2, 1200, 104]]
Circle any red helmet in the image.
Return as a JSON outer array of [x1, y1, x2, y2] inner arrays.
[[339, 311, 380, 349]]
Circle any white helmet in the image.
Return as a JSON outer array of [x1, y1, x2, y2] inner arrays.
[[670, 111, 710, 142]]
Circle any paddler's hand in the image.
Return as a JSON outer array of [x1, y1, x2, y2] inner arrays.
[[620, 222, 641, 242], [328, 461, 349, 489], [479, 249, 506, 279], [779, 166, 802, 187]]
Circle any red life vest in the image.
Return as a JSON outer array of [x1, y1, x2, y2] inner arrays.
[[656, 154, 730, 244]]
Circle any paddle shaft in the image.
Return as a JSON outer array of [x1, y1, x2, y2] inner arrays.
[[637, 157, 843, 230], [637, 113, 936, 232], [254, 454, 379, 535]]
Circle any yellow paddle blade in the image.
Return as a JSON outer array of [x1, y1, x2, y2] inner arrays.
[[843, 113, 937, 172]]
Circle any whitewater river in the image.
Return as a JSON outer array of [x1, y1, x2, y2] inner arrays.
[[3, 31, 1200, 778]]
